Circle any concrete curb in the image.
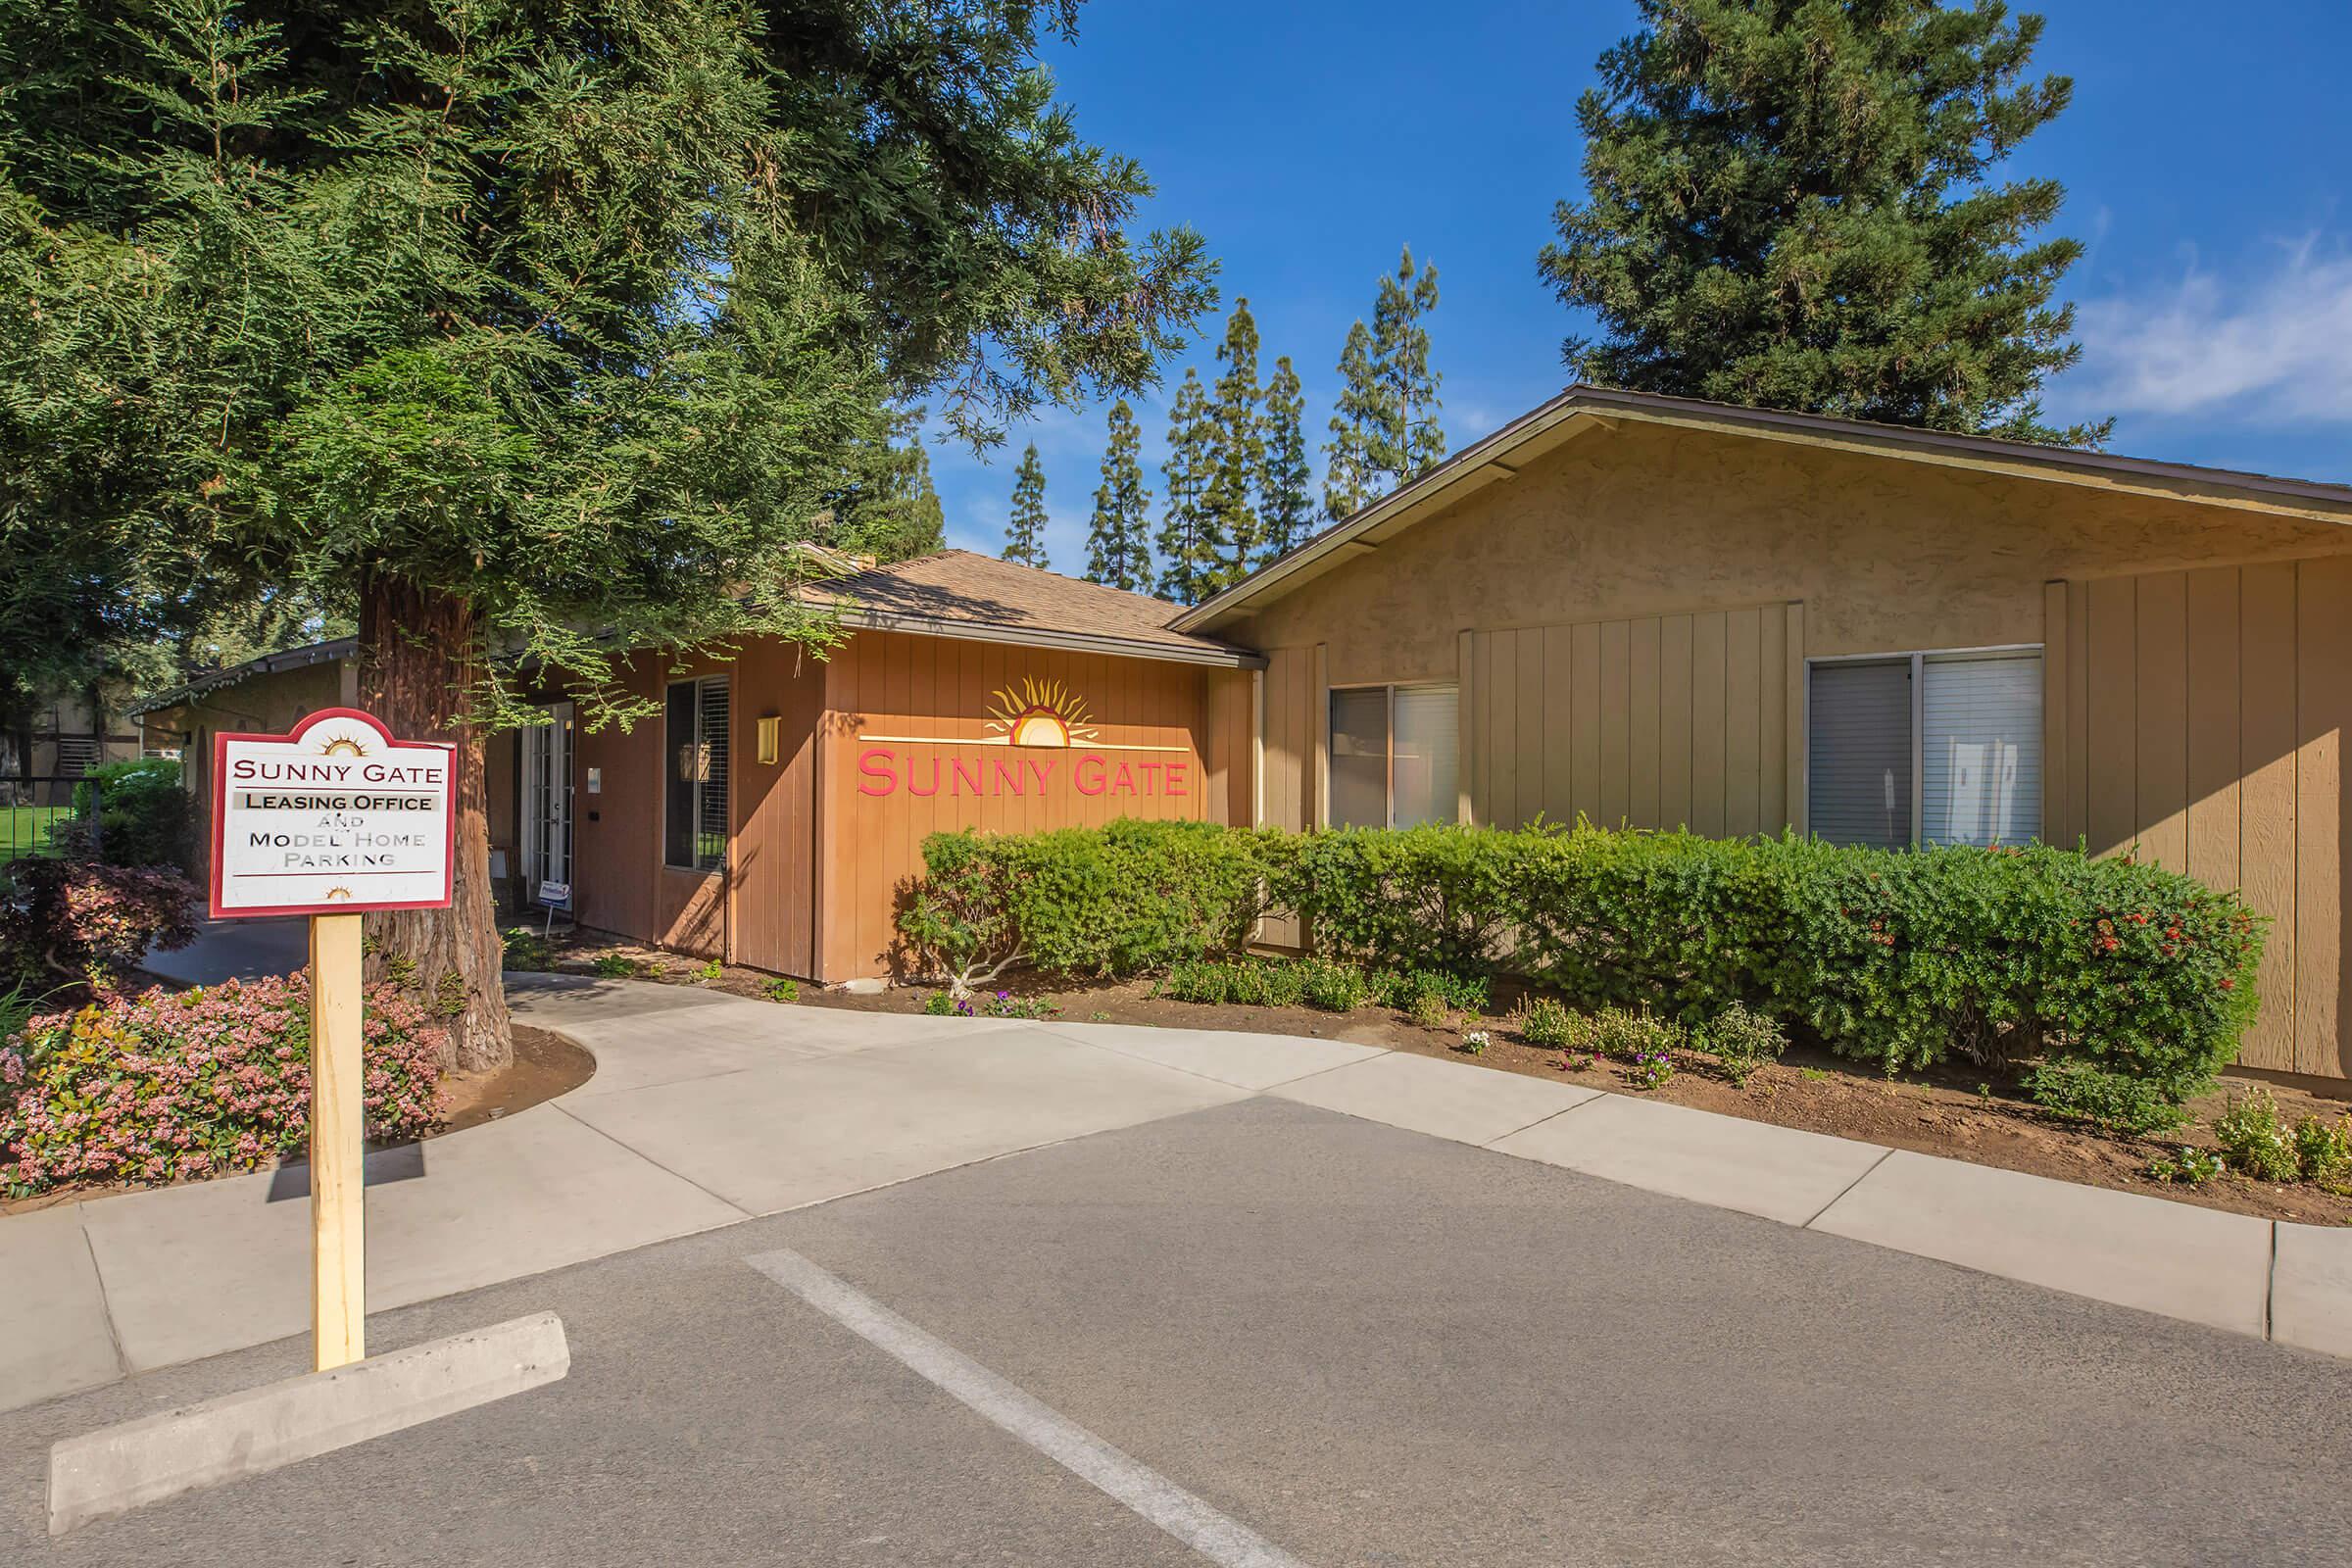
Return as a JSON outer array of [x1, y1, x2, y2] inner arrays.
[[47, 1311, 569, 1536]]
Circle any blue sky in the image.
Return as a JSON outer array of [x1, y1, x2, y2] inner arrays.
[[930, 0, 2352, 568]]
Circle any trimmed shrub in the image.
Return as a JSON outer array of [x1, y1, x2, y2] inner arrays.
[[1298, 956, 1376, 1011], [1, 857, 200, 988], [1372, 966, 1490, 1013], [1574, 1005, 1687, 1061], [1293, 826, 1518, 975], [1404, 989, 1451, 1029], [74, 758, 191, 869], [2212, 1089, 2298, 1182], [1698, 1002, 1788, 1087], [894, 818, 2265, 1110], [1, 975, 446, 1196], [2295, 1114, 2352, 1187], [1512, 995, 1575, 1049], [2024, 1060, 2190, 1136], [900, 820, 1296, 992]]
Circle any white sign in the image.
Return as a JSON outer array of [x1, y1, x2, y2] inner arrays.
[[210, 708, 457, 918], [537, 880, 571, 908]]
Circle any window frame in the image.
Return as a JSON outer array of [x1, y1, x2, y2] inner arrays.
[[1325, 680, 1461, 830], [662, 674, 731, 873], [1803, 642, 2042, 849]]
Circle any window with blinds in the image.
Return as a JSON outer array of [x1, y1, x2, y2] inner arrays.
[[1328, 684, 1460, 829], [1807, 650, 2042, 850], [1807, 660, 1913, 850], [663, 675, 730, 871], [1921, 653, 2040, 848], [1392, 686, 1459, 827]]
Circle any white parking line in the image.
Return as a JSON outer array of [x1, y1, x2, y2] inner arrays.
[[746, 1248, 1308, 1568]]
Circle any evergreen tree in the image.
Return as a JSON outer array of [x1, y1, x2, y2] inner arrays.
[[1257, 356, 1312, 564], [1202, 299, 1266, 592], [1323, 321, 1383, 522], [0, 0, 1214, 1067], [1002, 443, 1050, 568], [1371, 247, 1446, 476], [833, 412, 946, 564], [1155, 369, 1218, 604], [1540, 0, 2106, 446], [1085, 400, 1153, 592]]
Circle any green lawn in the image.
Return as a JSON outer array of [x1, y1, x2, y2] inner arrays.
[[0, 803, 75, 861]]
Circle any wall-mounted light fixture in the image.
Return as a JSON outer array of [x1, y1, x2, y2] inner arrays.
[[756, 714, 781, 766]]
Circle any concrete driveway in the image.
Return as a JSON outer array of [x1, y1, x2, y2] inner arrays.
[[4, 1094, 2350, 1566]]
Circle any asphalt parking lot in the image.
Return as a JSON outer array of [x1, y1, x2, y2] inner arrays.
[[6, 1097, 2350, 1567]]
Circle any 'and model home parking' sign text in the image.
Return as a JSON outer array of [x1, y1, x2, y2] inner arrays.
[[210, 708, 457, 918]]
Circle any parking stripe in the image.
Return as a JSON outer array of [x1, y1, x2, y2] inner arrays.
[[746, 1248, 1308, 1568]]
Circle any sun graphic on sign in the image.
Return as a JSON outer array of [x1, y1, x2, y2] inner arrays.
[[319, 737, 367, 758], [985, 677, 1099, 748]]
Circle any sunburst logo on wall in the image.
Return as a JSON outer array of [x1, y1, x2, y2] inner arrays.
[[984, 677, 1099, 748]]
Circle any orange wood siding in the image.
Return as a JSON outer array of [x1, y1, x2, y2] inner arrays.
[[2053, 555, 2352, 1077], [728, 640, 825, 978], [814, 631, 1228, 982], [1468, 604, 1804, 835]]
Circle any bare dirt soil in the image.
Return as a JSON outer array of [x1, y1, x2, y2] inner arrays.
[[533, 931, 2352, 1228]]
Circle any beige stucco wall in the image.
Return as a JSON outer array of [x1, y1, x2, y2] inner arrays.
[[1226, 419, 2352, 683], [1231, 418, 2352, 1079]]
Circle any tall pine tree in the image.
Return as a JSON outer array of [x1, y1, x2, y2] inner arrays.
[[1323, 249, 1446, 521], [1155, 368, 1218, 604], [832, 411, 946, 564], [1002, 443, 1050, 568], [1540, 0, 2105, 446], [1202, 299, 1266, 593], [1371, 247, 1446, 476], [1085, 400, 1153, 591], [1257, 356, 1312, 564], [1323, 321, 1383, 521]]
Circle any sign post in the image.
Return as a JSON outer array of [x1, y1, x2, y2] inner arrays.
[[210, 709, 457, 1372]]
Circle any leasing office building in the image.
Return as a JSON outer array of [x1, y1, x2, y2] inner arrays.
[[138, 387, 2352, 1081]]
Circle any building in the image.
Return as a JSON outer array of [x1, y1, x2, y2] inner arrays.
[[135, 388, 2352, 1081], [1173, 386, 2352, 1083]]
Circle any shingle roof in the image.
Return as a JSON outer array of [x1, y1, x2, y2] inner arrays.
[[810, 550, 1257, 666]]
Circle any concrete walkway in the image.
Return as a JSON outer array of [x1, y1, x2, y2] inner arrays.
[[6, 977, 2349, 1416]]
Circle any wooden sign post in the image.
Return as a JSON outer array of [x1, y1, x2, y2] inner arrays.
[[210, 709, 457, 1371]]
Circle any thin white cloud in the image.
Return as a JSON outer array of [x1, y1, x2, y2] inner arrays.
[[2069, 238, 2352, 424]]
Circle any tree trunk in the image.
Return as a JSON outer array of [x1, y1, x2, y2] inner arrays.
[[357, 574, 512, 1073]]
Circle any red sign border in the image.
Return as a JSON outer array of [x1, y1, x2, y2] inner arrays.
[[209, 707, 458, 921]]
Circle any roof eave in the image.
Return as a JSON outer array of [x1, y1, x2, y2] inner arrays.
[[835, 608, 1264, 669]]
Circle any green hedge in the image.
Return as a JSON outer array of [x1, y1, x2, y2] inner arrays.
[[897, 818, 1297, 990], [74, 758, 190, 869], [901, 818, 2265, 1107]]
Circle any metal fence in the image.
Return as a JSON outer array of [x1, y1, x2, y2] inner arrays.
[[0, 776, 102, 866]]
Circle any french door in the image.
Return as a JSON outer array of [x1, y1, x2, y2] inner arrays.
[[521, 702, 575, 899]]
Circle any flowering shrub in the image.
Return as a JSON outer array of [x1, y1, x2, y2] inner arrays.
[[1, 974, 446, 1196], [0, 857, 200, 988]]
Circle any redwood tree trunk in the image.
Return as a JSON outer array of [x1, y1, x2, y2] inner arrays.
[[357, 573, 512, 1073]]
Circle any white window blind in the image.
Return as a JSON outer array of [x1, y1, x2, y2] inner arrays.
[[1921, 654, 2041, 848], [1391, 686, 1459, 828], [1807, 660, 1913, 849]]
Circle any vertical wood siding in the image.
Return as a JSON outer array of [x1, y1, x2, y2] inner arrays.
[[2050, 557, 2352, 1078], [1468, 604, 1803, 835], [815, 632, 1224, 981]]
